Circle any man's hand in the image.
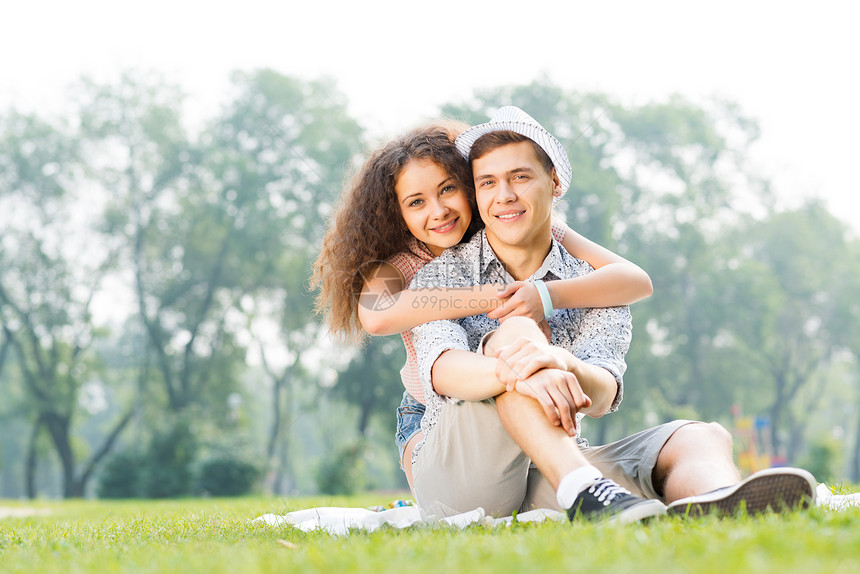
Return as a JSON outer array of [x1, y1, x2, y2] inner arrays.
[[513, 368, 592, 435], [491, 336, 573, 392], [487, 282, 545, 323]]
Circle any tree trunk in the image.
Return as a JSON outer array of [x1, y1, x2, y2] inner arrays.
[[41, 412, 77, 498], [853, 390, 860, 482], [0, 327, 11, 378], [768, 370, 789, 460], [25, 417, 42, 500], [358, 399, 373, 437]]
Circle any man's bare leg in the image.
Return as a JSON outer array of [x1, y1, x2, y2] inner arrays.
[[496, 390, 586, 489], [484, 317, 666, 522], [653, 422, 740, 502], [483, 317, 588, 489], [657, 422, 817, 516]]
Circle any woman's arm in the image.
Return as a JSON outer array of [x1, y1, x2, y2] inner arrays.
[[488, 225, 653, 322], [359, 224, 652, 335], [357, 262, 504, 336], [486, 225, 652, 322], [550, 225, 653, 308]]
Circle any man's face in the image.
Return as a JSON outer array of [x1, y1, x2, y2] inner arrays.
[[472, 141, 561, 250]]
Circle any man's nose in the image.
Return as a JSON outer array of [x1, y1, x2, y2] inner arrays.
[[496, 180, 516, 202]]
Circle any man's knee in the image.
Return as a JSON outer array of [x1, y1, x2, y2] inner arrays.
[[484, 316, 543, 353], [664, 421, 733, 459], [691, 421, 733, 450]]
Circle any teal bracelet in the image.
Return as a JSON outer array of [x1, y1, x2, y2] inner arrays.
[[533, 279, 554, 321]]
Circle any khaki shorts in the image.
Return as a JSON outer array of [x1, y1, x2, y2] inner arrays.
[[412, 399, 696, 518]]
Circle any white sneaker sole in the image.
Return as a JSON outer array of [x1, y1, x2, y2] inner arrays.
[[667, 467, 816, 517], [609, 499, 667, 525]]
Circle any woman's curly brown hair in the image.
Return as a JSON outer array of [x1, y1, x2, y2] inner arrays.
[[311, 120, 480, 343]]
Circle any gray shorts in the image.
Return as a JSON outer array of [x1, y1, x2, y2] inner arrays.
[[412, 399, 696, 518]]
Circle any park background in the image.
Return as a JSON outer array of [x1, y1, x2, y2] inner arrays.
[[1, 1, 859, 500]]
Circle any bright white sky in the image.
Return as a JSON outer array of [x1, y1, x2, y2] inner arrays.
[[3, 0, 859, 230]]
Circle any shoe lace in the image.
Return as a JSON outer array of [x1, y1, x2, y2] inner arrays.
[[589, 480, 631, 506]]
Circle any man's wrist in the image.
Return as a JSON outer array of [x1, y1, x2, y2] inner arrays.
[[564, 351, 582, 375]]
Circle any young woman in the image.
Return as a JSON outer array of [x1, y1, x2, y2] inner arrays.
[[312, 121, 652, 492]]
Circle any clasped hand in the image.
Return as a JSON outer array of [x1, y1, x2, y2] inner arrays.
[[491, 336, 591, 435], [487, 281, 545, 323]]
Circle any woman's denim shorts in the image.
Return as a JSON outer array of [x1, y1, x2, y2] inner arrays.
[[395, 391, 426, 464]]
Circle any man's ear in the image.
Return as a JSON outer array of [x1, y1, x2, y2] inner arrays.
[[551, 168, 563, 197]]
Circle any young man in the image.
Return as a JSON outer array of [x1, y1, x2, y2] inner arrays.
[[407, 106, 816, 523]]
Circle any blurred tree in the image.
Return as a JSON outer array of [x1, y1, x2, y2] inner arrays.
[[0, 110, 134, 497], [81, 69, 362, 416], [0, 326, 10, 377], [331, 335, 406, 437], [607, 96, 770, 424], [207, 70, 365, 492], [77, 71, 216, 414], [824, 234, 860, 480], [722, 203, 848, 462], [249, 250, 320, 495]]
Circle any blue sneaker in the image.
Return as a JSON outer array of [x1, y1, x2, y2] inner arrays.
[[567, 478, 667, 524]]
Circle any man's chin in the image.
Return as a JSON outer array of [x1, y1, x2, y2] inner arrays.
[[486, 231, 526, 248]]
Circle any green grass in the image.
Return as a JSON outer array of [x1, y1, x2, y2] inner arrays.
[[2, 494, 860, 574]]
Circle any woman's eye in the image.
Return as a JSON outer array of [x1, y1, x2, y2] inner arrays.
[[441, 185, 457, 194], [409, 199, 424, 207]]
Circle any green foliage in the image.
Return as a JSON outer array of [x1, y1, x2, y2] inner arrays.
[[141, 423, 198, 498], [197, 456, 260, 497], [96, 450, 145, 499], [800, 438, 843, 485], [331, 336, 406, 436], [98, 439, 262, 499], [315, 440, 367, 495]]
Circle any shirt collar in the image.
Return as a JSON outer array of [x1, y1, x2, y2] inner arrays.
[[478, 230, 566, 283]]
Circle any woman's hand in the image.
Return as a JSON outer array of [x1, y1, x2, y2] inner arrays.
[[487, 281, 546, 323]]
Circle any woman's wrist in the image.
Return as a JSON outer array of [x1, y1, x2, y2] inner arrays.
[[532, 279, 554, 321]]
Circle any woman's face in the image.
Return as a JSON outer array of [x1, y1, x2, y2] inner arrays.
[[395, 159, 473, 256]]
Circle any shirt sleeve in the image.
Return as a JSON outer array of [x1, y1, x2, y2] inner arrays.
[[566, 305, 632, 412], [408, 254, 473, 402], [411, 318, 471, 403]]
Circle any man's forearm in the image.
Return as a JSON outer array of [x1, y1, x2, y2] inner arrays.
[[567, 357, 619, 417], [431, 349, 505, 401], [492, 332, 619, 418]]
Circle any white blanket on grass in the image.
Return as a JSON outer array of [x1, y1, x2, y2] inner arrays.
[[816, 483, 860, 511], [252, 506, 564, 535], [253, 484, 860, 536]]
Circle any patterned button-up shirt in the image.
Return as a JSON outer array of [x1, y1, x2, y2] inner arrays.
[[409, 229, 632, 461]]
